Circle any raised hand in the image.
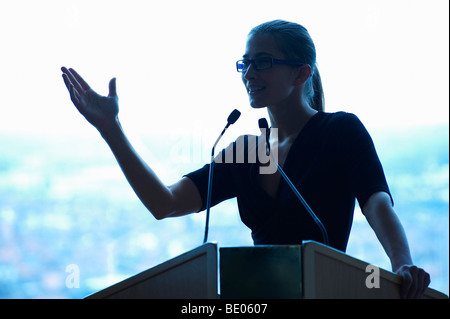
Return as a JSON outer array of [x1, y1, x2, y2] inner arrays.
[[61, 67, 119, 133]]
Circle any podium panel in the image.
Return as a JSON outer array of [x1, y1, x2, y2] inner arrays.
[[86, 243, 218, 299], [220, 246, 302, 299], [302, 241, 447, 299]]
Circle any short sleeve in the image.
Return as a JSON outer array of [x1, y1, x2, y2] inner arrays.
[[184, 153, 237, 212], [340, 114, 393, 209]]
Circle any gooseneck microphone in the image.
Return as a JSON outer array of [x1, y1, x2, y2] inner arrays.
[[258, 118, 329, 246], [203, 109, 241, 244]]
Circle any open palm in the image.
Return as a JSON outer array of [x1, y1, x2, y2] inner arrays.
[[62, 67, 119, 132]]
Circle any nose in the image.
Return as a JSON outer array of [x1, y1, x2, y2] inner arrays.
[[242, 63, 257, 82]]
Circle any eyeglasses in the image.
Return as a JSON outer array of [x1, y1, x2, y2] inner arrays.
[[236, 57, 305, 72]]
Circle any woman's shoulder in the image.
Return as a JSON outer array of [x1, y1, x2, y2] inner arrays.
[[310, 111, 371, 147], [320, 110, 361, 123], [318, 111, 367, 132]]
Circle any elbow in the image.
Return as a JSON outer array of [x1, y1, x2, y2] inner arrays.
[[139, 194, 175, 221], [153, 211, 169, 221], [150, 206, 187, 220], [149, 207, 171, 221], [153, 214, 165, 221], [140, 201, 171, 220], [148, 201, 179, 220], [140, 186, 191, 220]]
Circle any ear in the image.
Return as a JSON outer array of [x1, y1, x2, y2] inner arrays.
[[293, 64, 312, 87]]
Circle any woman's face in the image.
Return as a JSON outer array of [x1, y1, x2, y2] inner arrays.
[[241, 33, 300, 109]]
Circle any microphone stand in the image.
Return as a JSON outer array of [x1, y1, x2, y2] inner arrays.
[[203, 134, 220, 244], [259, 118, 329, 246], [203, 110, 241, 244]]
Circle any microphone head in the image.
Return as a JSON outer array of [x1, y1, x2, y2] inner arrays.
[[258, 118, 269, 130], [227, 109, 241, 125]]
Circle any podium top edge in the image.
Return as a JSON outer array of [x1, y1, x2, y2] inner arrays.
[[218, 240, 324, 249]]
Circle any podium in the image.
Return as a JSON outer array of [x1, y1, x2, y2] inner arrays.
[[86, 241, 447, 299]]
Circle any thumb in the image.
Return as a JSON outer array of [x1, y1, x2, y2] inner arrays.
[[108, 77, 117, 97]]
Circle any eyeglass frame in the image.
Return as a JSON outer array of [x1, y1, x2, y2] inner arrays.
[[236, 57, 305, 73]]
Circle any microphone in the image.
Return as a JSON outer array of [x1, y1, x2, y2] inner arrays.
[[258, 118, 329, 246], [203, 109, 241, 244], [258, 118, 271, 156]]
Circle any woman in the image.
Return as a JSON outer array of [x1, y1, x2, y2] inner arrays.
[[62, 20, 430, 298]]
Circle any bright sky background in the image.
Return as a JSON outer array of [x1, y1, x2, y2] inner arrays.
[[0, 0, 448, 146]]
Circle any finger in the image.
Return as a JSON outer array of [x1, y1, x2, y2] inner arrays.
[[62, 72, 83, 109], [68, 82, 81, 107], [400, 269, 413, 299], [405, 266, 426, 299], [62, 72, 72, 91], [62, 67, 84, 94], [62, 72, 77, 102], [406, 267, 419, 299], [61, 66, 70, 75], [61, 67, 76, 89], [69, 68, 91, 91], [413, 270, 431, 299], [108, 77, 117, 97]]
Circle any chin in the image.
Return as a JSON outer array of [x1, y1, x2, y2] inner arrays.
[[250, 104, 267, 109], [248, 98, 268, 109]]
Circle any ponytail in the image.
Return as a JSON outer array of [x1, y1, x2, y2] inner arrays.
[[311, 64, 324, 112]]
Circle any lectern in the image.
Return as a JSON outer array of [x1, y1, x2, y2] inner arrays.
[[86, 241, 447, 299]]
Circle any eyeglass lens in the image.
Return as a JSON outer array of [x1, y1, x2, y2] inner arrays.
[[237, 57, 272, 72]]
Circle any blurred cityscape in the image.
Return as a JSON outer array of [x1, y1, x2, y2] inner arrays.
[[0, 124, 448, 298]]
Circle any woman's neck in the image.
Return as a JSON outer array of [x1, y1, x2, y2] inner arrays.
[[267, 102, 317, 143]]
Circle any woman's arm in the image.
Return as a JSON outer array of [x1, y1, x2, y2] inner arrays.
[[100, 121, 202, 219], [362, 191, 431, 298], [61, 67, 202, 219]]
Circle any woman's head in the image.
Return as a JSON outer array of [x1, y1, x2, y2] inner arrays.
[[243, 20, 324, 111]]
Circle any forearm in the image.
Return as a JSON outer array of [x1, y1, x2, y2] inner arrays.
[[364, 192, 431, 298], [373, 209, 413, 271], [363, 192, 413, 271], [100, 119, 174, 219]]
